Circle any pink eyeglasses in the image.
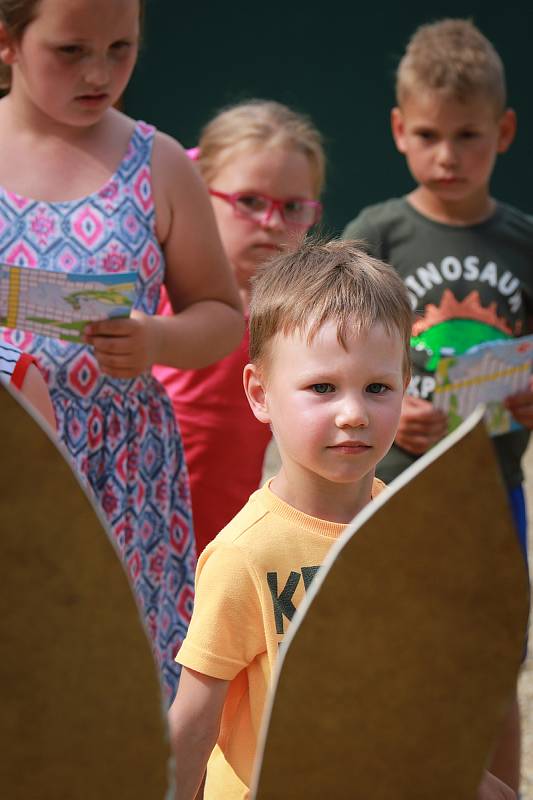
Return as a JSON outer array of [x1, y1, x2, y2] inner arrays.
[[208, 190, 322, 229]]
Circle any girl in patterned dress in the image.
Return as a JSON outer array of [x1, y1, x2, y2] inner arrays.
[[0, 342, 56, 428], [155, 101, 325, 555], [0, 0, 243, 703]]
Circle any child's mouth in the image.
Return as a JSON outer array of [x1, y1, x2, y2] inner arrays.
[[329, 442, 371, 454], [76, 94, 108, 105]]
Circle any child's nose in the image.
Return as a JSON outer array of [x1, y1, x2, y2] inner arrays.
[[436, 140, 458, 167], [335, 396, 369, 429], [260, 206, 285, 231], [85, 55, 111, 88]]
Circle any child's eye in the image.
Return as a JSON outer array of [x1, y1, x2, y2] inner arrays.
[[366, 383, 388, 394], [459, 130, 479, 140], [311, 383, 335, 394], [57, 44, 84, 57], [283, 199, 304, 216], [235, 194, 267, 212], [416, 130, 436, 142], [110, 40, 133, 53]]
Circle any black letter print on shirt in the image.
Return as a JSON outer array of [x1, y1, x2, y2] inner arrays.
[[267, 566, 321, 635], [268, 571, 300, 634]]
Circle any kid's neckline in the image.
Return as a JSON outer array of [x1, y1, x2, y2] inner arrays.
[[401, 196, 503, 233], [0, 120, 145, 207], [260, 478, 384, 538]]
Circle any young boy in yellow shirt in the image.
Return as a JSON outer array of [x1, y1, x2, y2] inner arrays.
[[343, 19, 533, 791], [168, 239, 515, 800]]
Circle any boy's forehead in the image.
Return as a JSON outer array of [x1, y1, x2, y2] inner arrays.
[[400, 88, 502, 121], [256, 320, 411, 384], [271, 318, 341, 349], [257, 318, 409, 382], [258, 321, 335, 373], [266, 318, 399, 357]]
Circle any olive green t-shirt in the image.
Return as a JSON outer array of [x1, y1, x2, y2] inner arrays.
[[343, 198, 533, 488]]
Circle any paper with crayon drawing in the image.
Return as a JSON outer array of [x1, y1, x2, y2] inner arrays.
[[0, 263, 136, 342], [433, 334, 533, 436]]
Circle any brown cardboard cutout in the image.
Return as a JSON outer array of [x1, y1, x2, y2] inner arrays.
[[253, 410, 529, 800], [0, 382, 170, 799]]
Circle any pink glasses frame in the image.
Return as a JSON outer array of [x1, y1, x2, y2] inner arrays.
[[208, 189, 322, 229]]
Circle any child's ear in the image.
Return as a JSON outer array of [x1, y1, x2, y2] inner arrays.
[[391, 107, 407, 154], [497, 108, 517, 154], [0, 22, 18, 66], [243, 363, 270, 425]]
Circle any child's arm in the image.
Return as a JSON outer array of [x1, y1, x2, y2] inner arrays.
[[18, 363, 56, 431], [503, 314, 533, 428], [20, 364, 56, 430], [395, 395, 448, 454], [504, 374, 533, 429], [85, 133, 243, 379], [168, 667, 229, 800], [477, 770, 515, 799]]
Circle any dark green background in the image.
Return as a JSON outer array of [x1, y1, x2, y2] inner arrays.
[[125, 1, 533, 233]]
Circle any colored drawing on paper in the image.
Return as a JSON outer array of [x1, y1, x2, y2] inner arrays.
[[433, 335, 533, 436], [410, 290, 514, 372], [0, 263, 136, 342]]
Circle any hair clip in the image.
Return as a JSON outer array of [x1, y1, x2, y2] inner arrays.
[[186, 146, 201, 161]]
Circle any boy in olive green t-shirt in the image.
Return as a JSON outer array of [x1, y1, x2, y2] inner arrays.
[[343, 18, 533, 792]]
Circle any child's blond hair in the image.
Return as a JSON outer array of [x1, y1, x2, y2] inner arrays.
[[396, 19, 506, 114], [195, 99, 325, 197], [249, 239, 412, 377]]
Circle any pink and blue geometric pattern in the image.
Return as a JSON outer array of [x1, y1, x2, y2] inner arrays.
[[0, 122, 195, 703]]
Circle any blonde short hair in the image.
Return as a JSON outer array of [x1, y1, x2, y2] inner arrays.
[[196, 99, 325, 197], [249, 238, 413, 378], [396, 19, 506, 114]]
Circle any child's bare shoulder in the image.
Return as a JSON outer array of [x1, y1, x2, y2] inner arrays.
[[149, 128, 208, 240], [151, 129, 194, 178]]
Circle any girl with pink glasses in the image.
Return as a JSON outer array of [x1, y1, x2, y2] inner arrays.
[[154, 100, 325, 554]]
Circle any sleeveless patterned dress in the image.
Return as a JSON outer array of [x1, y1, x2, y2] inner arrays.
[[0, 122, 195, 703]]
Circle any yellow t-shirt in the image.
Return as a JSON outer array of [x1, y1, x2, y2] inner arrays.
[[176, 479, 385, 799]]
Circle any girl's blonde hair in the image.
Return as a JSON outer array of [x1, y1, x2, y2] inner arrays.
[[196, 99, 325, 197], [0, 0, 145, 90]]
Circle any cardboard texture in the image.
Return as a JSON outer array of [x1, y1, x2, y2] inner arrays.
[[0, 382, 170, 799], [253, 412, 529, 799]]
